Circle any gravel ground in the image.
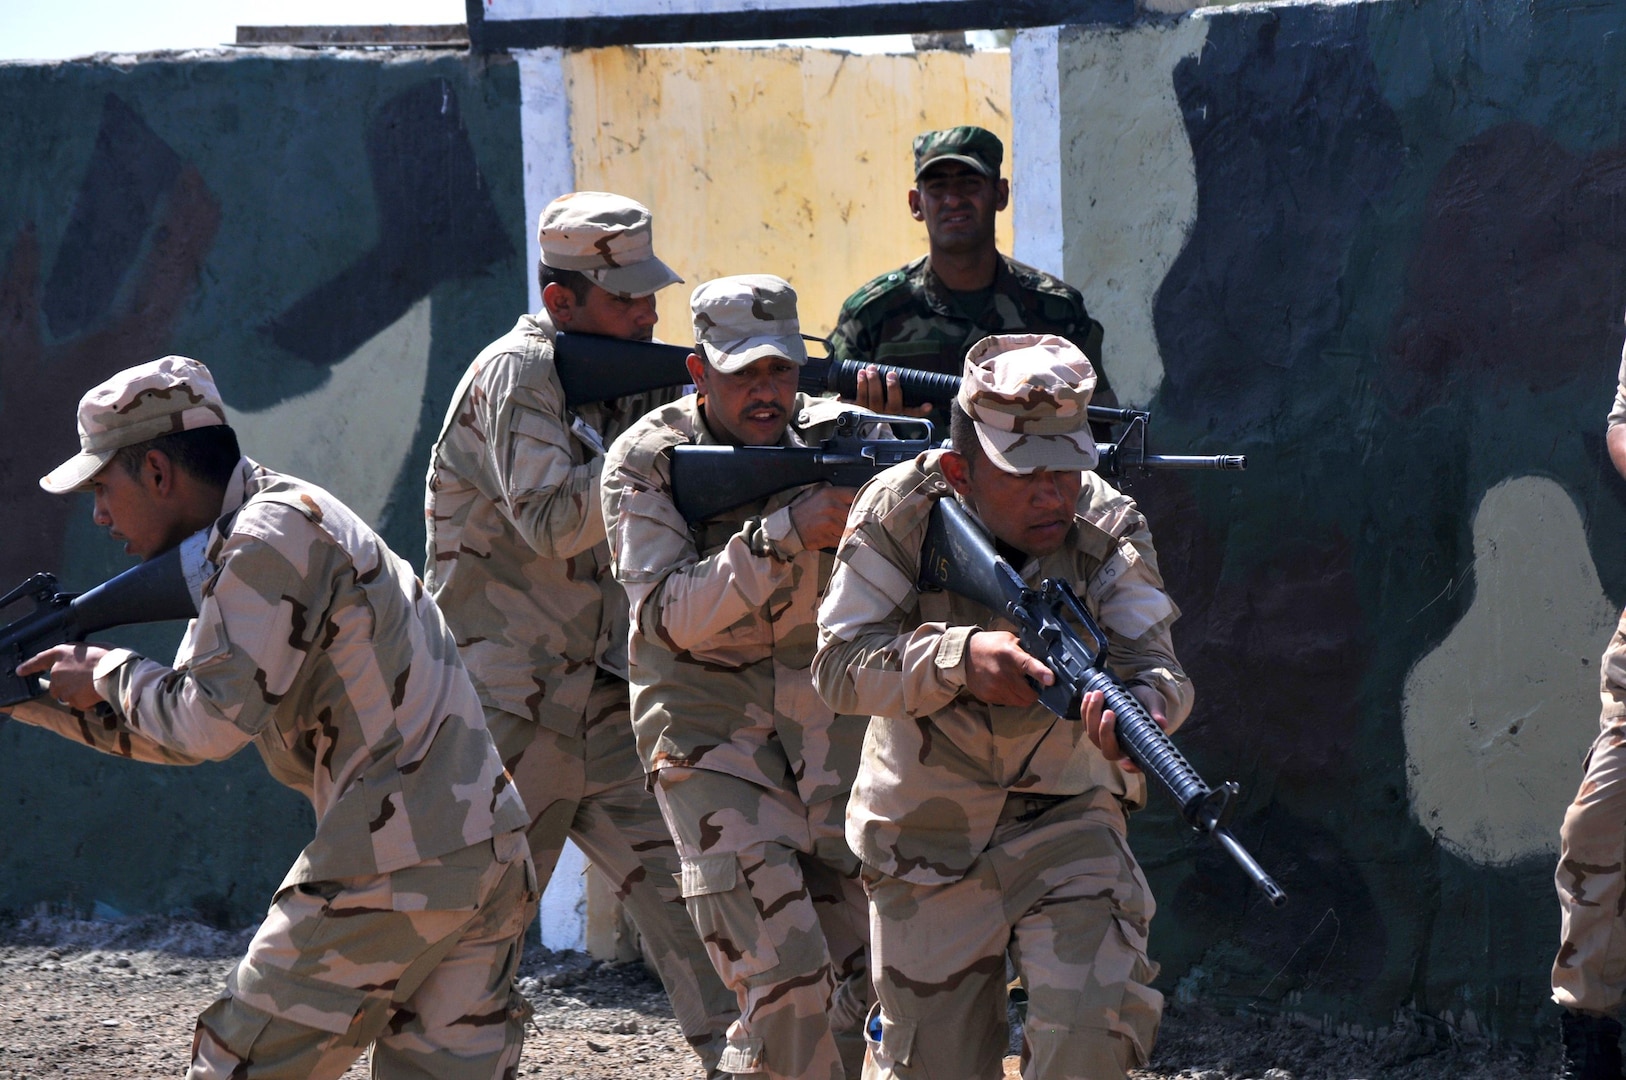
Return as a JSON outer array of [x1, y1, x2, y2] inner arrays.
[[0, 914, 1559, 1079]]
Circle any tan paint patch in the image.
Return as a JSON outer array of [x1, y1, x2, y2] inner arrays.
[[1402, 474, 1617, 865], [564, 45, 1012, 342], [226, 296, 432, 526], [1058, 19, 1207, 406]]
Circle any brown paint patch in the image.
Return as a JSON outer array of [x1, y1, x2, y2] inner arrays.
[[0, 161, 219, 588]]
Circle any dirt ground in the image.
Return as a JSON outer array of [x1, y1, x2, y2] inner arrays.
[[0, 914, 1559, 1080]]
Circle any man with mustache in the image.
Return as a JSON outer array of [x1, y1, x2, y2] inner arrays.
[[424, 192, 736, 1073], [602, 275, 872, 1080], [813, 335, 1192, 1079], [829, 126, 1117, 440]]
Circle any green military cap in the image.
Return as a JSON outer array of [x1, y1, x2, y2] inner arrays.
[[913, 125, 1004, 179]]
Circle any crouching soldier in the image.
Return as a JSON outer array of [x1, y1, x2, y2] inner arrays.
[[812, 334, 1193, 1079], [602, 275, 873, 1078], [7, 356, 536, 1080]]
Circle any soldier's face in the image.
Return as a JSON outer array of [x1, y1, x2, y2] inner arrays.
[[89, 455, 194, 561], [545, 281, 658, 341], [910, 162, 1008, 255], [686, 353, 801, 447], [943, 448, 1081, 559]]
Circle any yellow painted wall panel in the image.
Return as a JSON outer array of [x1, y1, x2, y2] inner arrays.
[[565, 45, 1012, 343]]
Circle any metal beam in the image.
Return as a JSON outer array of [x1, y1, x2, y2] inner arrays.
[[465, 0, 1136, 51], [235, 25, 469, 47]]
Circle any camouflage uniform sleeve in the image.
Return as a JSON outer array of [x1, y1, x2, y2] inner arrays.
[[1609, 340, 1626, 430], [1083, 479, 1193, 732], [93, 508, 341, 753], [483, 354, 606, 560], [826, 278, 888, 365], [604, 431, 807, 654], [813, 479, 974, 720], [1, 694, 219, 765]]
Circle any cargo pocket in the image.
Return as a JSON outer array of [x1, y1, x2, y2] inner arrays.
[[678, 852, 780, 982], [717, 1035, 766, 1074], [864, 1002, 917, 1074], [228, 955, 374, 1040]]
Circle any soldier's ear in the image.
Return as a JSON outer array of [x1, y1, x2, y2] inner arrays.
[[995, 178, 1010, 212], [685, 351, 709, 391], [941, 449, 973, 496], [908, 188, 925, 222], [542, 281, 575, 325]]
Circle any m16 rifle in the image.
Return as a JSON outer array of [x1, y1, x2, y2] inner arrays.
[[0, 531, 206, 708], [667, 412, 1248, 524], [553, 331, 1148, 429], [1093, 412, 1247, 479], [918, 496, 1286, 907], [670, 412, 934, 523]]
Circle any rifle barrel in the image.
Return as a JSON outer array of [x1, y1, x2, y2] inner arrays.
[[1136, 454, 1247, 470]]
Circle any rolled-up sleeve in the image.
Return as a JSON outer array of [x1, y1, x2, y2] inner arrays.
[[605, 443, 804, 655], [814, 499, 971, 720], [94, 510, 336, 757], [485, 366, 605, 561]]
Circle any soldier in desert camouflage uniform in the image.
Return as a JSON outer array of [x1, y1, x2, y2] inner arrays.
[[1551, 334, 1626, 1080], [828, 126, 1116, 439], [7, 356, 536, 1080], [812, 334, 1193, 1080], [602, 275, 872, 1080], [425, 191, 737, 1071]]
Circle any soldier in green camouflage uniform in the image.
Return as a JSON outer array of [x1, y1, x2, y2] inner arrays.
[[10, 356, 536, 1079], [828, 126, 1115, 438], [812, 335, 1193, 1079], [1551, 337, 1626, 1080], [602, 275, 873, 1080], [424, 192, 737, 1072]]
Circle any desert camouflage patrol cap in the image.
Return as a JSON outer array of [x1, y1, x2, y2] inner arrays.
[[691, 274, 809, 374], [41, 355, 228, 494], [913, 125, 1004, 179], [957, 334, 1098, 474], [537, 191, 683, 299]]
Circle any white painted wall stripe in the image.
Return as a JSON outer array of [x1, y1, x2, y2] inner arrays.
[[516, 45, 590, 952], [1012, 26, 1065, 281], [516, 47, 574, 315]]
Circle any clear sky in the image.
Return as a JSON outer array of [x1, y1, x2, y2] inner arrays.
[[0, 1, 930, 62], [0, 1, 472, 62]]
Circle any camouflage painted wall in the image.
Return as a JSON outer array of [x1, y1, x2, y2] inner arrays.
[[0, 49, 528, 925], [4, 0, 1622, 1043], [1035, 0, 1626, 1042]]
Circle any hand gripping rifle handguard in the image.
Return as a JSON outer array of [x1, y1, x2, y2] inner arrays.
[[553, 331, 1149, 430], [0, 530, 207, 709], [918, 497, 1287, 907]]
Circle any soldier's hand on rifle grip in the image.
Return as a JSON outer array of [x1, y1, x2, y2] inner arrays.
[[964, 630, 1053, 707], [852, 367, 935, 418], [789, 484, 858, 552], [17, 643, 111, 712], [1082, 687, 1168, 773]]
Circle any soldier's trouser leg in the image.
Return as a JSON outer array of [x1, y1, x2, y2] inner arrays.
[[655, 766, 848, 1080], [863, 794, 1161, 1080], [804, 793, 873, 1078], [489, 691, 737, 1072], [572, 679, 739, 1071], [1554, 718, 1626, 1014], [189, 831, 538, 1080]]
